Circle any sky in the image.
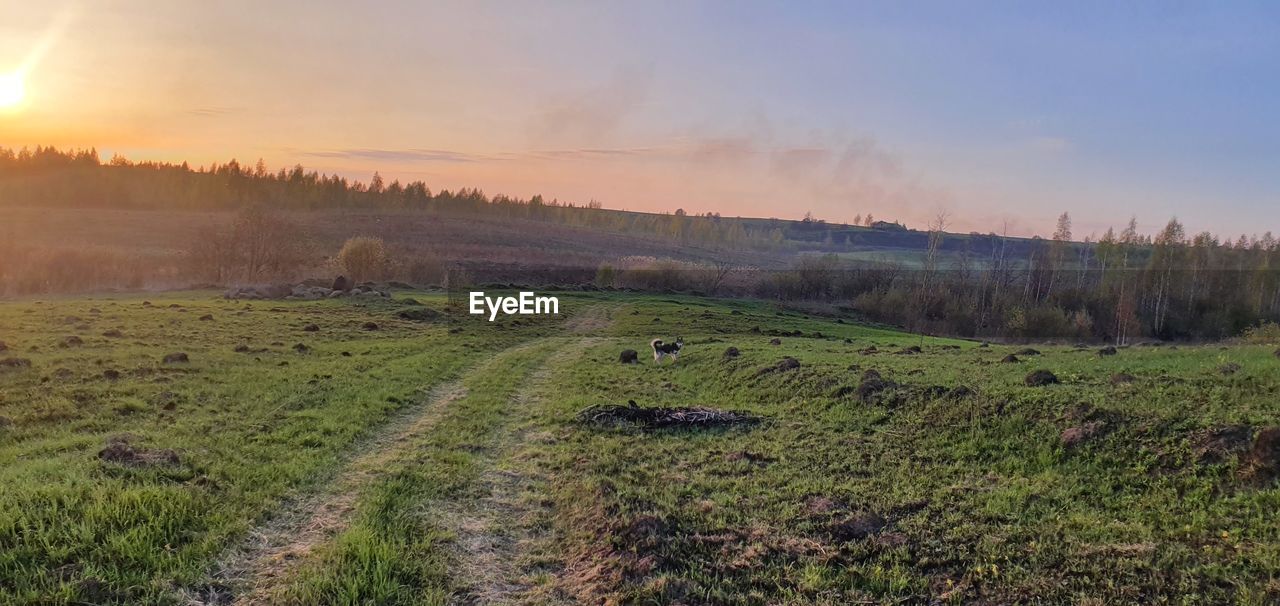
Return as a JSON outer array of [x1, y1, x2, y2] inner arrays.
[[1, 1, 1278, 238]]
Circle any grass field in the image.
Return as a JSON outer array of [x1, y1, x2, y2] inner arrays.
[[2, 290, 1278, 604]]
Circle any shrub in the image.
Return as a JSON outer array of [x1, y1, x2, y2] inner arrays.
[[185, 205, 304, 283], [611, 256, 727, 293], [595, 263, 617, 288], [1240, 322, 1280, 344], [337, 236, 389, 283]]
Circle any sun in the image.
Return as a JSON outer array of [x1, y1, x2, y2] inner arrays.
[[0, 72, 26, 110]]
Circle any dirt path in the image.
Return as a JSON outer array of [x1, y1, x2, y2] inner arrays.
[[185, 376, 469, 605], [187, 330, 607, 606], [443, 339, 599, 606], [564, 304, 614, 335]]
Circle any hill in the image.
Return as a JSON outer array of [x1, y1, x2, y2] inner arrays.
[[2, 290, 1278, 603]]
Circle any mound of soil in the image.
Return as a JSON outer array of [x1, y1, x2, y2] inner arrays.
[[1001, 354, 1020, 363], [769, 338, 782, 346], [1061, 421, 1106, 448], [804, 495, 840, 515], [102, 369, 121, 381], [233, 344, 251, 353], [1098, 346, 1117, 356], [1218, 363, 1242, 376], [578, 401, 757, 429], [1, 357, 33, 370], [303, 323, 320, 332], [619, 349, 639, 364], [396, 308, 442, 322], [161, 352, 189, 364], [725, 450, 776, 465], [722, 346, 740, 359], [1025, 370, 1059, 386], [856, 376, 897, 403], [199, 314, 214, 321], [1016, 348, 1041, 356], [292, 343, 310, 353], [1191, 425, 1254, 464], [98, 435, 180, 467], [803, 496, 887, 541], [1061, 402, 1095, 423], [859, 346, 878, 355], [1110, 373, 1136, 385], [362, 322, 380, 331], [755, 357, 800, 376], [947, 385, 976, 399], [1239, 427, 1280, 484], [897, 346, 922, 355], [60, 336, 84, 348], [828, 511, 888, 542], [152, 391, 181, 411]]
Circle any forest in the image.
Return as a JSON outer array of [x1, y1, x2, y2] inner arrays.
[[2, 145, 1279, 342]]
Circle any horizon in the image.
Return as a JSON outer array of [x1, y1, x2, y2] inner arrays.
[[5, 144, 1272, 246], [2, 2, 1279, 238]]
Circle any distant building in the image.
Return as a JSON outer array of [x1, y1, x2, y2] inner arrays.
[[871, 220, 907, 231]]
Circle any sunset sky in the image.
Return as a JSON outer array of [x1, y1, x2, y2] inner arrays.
[[2, 1, 1278, 238]]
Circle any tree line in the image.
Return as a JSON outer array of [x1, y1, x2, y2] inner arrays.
[[795, 213, 1280, 342], [0, 146, 765, 249]]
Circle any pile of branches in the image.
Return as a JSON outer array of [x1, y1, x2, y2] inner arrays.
[[578, 400, 757, 429]]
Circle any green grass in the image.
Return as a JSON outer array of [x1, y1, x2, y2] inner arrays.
[[510, 298, 1280, 604], [276, 339, 559, 605], [0, 292, 554, 604], [2, 291, 1278, 604]]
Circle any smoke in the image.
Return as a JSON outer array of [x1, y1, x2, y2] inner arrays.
[[528, 65, 654, 145]]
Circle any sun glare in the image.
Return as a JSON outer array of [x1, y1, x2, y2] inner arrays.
[[0, 72, 24, 109]]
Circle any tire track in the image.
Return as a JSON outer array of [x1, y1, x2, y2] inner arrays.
[[185, 377, 468, 605], [443, 338, 600, 606]]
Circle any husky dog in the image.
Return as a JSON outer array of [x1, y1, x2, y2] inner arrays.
[[651, 337, 684, 363]]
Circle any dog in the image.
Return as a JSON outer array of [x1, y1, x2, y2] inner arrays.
[[651, 337, 684, 364]]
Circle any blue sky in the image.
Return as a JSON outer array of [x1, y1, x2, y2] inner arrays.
[[1, 1, 1277, 237]]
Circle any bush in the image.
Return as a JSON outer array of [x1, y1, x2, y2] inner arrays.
[[1241, 322, 1280, 344], [607, 256, 744, 294], [595, 263, 617, 288], [337, 236, 389, 283], [185, 205, 305, 283]]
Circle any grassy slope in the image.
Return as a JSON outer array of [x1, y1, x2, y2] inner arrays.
[[0, 292, 555, 604], [2, 291, 1279, 604], [519, 297, 1280, 604]]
